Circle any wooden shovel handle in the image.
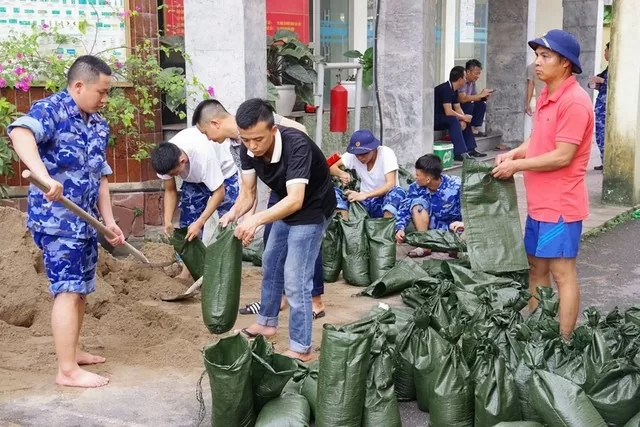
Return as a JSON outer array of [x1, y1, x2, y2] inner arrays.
[[22, 170, 150, 264]]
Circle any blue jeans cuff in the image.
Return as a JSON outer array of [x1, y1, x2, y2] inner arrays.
[[289, 339, 312, 354], [257, 314, 279, 328]]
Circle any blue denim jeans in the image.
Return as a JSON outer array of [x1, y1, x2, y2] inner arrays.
[[258, 218, 328, 353]]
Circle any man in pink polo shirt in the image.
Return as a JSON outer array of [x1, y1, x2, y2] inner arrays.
[[492, 29, 594, 339]]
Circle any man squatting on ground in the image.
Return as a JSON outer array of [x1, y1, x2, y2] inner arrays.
[[219, 98, 336, 361], [189, 99, 327, 318], [8, 55, 125, 388], [329, 129, 406, 221], [394, 154, 464, 258], [492, 29, 594, 339]]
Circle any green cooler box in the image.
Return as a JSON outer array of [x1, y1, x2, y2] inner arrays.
[[434, 141, 454, 168]]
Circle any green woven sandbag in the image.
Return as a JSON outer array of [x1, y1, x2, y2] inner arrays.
[[203, 334, 255, 427], [201, 225, 242, 334], [171, 227, 206, 280], [251, 336, 298, 411], [322, 214, 343, 282], [254, 393, 311, 427], [365, 217, 396, 283]]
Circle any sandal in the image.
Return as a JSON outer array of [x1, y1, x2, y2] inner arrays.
[[239, 302, 261, 315], [408, 247, 432, 258], [240, 328, 260, 339]]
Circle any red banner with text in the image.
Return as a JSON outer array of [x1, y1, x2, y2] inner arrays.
[[266, 0, 309, 43]]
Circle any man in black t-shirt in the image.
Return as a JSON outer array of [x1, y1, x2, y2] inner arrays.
[[434, 65, 486, 161], [220, 98, 336, 361]]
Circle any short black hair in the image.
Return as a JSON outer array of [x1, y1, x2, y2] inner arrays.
[[449, 66, 466, 83], [67, 55, 112, 85], [235, 98, 275, 130], [415, 154, 443, 179], [191, 99, 230, 126], [465, 59, 482, 70], [150, 142, 182, 175]]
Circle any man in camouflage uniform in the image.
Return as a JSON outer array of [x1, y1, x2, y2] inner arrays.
[[9, 55, 125, 388], [395, 154, 463, 257], [590, 42, 609, 171], [329, 129, 406, 219]]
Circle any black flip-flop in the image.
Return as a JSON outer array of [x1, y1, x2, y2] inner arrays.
[[313, 310, 326, 320]]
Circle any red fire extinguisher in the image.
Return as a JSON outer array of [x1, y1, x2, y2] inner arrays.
[[330, 82, 348, 132]]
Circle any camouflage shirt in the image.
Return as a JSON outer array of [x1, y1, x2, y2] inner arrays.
[[8, 89, 112, 239], [396, 174, 462, 231]]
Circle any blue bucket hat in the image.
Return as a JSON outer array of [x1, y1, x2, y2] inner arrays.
[[347, 129, 380, 155], [528, 29, 582, 74]]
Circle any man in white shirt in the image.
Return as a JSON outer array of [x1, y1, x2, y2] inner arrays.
[[329, 129, 406, 219], [150, 127, 239, 243]]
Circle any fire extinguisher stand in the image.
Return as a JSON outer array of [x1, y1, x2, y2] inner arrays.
[[314, 62, 364, 150]]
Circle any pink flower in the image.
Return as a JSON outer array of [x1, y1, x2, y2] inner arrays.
[[0, 78, 7, 88], [41, 23, 49, 30], [115, 61, 123, 69], [134, 6, 141, 12], [16, 53, 23, 59], [13, 66, 26, 76], [15, 75, 33, 91], [57, 54, 62, 60], [118, 10, 130, 18], [207, 86, 215, 97]]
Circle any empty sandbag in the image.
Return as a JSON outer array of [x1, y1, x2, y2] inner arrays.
[[322, 214, 343, 282], [242, 237, 264, 266], [404, 229, 467, 253], [255, 393, 311, 427], [316, 323, 373, 427], [251, 336, 298, 411], [203, 334, 255, 427], [201, 225, 243, 334], [171, 227, 206, 280], [530, 369, 607, 427], [363, 258, 435, 298], [365, 217, 397, 283]]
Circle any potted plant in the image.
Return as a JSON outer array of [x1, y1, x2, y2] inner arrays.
[[267, 29, 321, 116], [343, 47, 374, 108]]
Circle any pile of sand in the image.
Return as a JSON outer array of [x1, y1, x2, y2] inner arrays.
[[0, 206, 226, 375]]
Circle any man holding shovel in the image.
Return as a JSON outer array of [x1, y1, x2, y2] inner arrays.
[[220, 98, 336, 361], [8, 55, 125, 388]]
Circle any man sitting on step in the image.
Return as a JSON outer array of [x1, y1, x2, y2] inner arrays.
[[458, 59, 493, 138], [395, 154, 464, 258], [434, 66, 487, 161]]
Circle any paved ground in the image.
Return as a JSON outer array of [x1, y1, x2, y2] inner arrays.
[[1, 146, 637, 427]]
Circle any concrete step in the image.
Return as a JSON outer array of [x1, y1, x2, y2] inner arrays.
[[444, 148, 505, 177], [476, 133, 503, 153]]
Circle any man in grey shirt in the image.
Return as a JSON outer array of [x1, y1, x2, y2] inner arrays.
[[459, 59, 493, 137]]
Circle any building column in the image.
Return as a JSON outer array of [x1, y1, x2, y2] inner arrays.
[[184, 0, 267, 121], [562, 0, 599, 88], [375, 0, 436, 169], [602, 0, 640, 205], [485, 0, 529, 146]]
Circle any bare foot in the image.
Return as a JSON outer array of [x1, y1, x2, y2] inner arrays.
[[76, 350, 106, 365], [282, 349, 314, 362], [280, 296, 288, 311], [56, 366, 109, 388], [312, 296, 325, 314], [237, 323, 277, 338]]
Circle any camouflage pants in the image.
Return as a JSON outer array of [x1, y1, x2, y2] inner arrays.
[[334, 185, 406, 218], [178, 173, 240, 228], [32, 232, 98, 297]]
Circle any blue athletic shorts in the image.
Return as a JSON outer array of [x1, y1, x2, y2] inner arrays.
[[32, 232, 98, 297], [524, 216, 582, 258]]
